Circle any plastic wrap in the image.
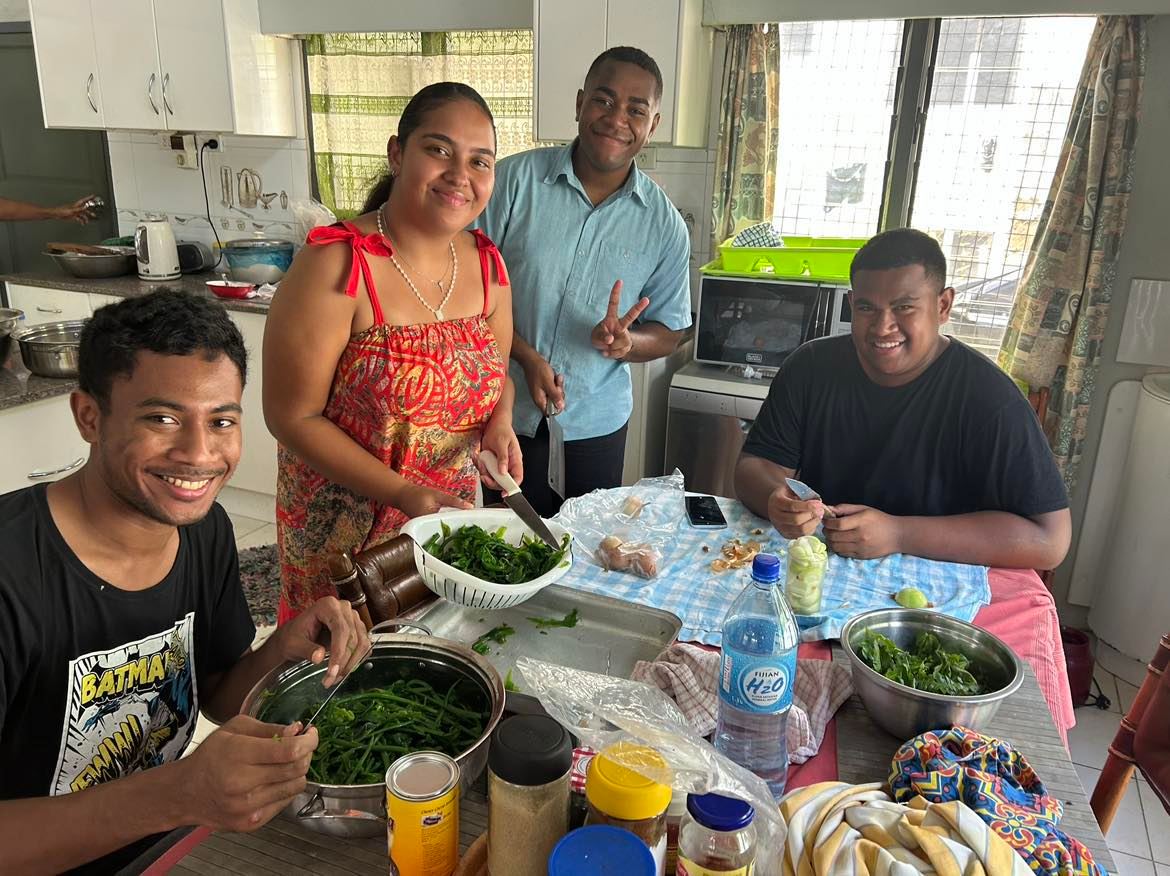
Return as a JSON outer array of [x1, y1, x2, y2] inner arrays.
[[289, 198, 337, 243], [517, 656, 786, 873], [553, 470, 685, 578]]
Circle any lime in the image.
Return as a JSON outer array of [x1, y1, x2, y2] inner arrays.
[[894, 587, 929, 609]]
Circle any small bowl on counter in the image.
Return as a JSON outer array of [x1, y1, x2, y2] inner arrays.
[[840, 608, 1023, 741], [221, 237, 294, 285], [0, 307, 24, 361], [206, 280, 256, 300], [11, 319, 87, 378]]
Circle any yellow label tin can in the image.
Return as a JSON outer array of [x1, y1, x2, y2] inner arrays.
[[386, 751, 460, 876]]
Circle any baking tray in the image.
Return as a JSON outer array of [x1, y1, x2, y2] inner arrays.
[[411, 584, 682, 692]]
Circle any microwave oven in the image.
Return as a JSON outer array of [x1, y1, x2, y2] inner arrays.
[[694, 273, 852, 369]]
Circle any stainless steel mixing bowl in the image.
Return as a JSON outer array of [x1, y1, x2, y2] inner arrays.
[[11, 319, 86, 378], [840, 608, 1023, 741]]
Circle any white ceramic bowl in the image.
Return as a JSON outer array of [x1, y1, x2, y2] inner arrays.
[[399, 509, 573, 610]]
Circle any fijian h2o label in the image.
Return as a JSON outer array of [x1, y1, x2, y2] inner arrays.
[[719, 646, 796, 714]]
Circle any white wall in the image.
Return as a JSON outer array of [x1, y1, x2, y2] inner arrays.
[[258, 0, 531, 34], [705, 0, 1170, 23], [0, 0, 28, 22]]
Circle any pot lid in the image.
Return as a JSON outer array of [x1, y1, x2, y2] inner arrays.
[[223, 237, 293, 250]]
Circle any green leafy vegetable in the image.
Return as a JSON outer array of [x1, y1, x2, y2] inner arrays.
[[264, 678, 488, 785], [472, 624, 515, 655], [504, 668, 519, 692], [857, 630, 986, 696], [527, 608, 579, 630], [423, 522, 569, 585]]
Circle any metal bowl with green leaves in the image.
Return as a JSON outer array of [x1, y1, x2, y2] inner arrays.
[[840, 608, 1023, 741]]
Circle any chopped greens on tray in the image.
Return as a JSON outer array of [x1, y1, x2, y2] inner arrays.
[[423, 522, 569, 585], [857, 630, 986, 696], [472, 624, 515, 655], [527, 608, 579, 630]]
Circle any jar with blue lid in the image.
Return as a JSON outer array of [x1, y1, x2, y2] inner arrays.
[[547, 824, 656, 875], [677, 793, 758, 875]]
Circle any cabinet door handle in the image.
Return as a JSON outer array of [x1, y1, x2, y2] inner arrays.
[[147, 72, 160, 115], [86, 73, 98, 113], [162, 73, 174, 116], [28, 457, 85, 480], [36, 306, 63, 314]]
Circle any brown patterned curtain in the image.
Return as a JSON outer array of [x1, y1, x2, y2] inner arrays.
[[712, 25, 780, 248], [997, 16, 1147, 491]]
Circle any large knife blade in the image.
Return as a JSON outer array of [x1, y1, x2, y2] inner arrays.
[[479, 449, 561, 550]]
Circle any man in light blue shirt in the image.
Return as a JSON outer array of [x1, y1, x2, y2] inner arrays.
[[479, 46, 692, 516]]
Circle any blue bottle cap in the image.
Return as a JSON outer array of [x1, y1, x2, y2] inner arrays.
[[686, 792, 755, 832], [751, 553, 781, 582], [547, 825, 656, 875]]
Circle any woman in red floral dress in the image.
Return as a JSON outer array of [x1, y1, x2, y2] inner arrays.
[[263, 83, 522, 622]]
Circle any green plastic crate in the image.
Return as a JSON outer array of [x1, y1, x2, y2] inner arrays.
[[716, 235, 866, 282]]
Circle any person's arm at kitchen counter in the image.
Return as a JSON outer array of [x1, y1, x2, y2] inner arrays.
[[0, 718, 317, 874], [0, 195, 97, 224], [262, 241, 471, 518]]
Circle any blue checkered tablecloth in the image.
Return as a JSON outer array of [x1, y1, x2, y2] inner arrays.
[[553, 491, 990, 646]]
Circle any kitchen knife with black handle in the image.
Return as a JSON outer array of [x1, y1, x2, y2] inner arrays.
[[479, 449, 561, 550]]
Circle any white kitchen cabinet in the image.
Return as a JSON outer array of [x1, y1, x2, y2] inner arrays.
[[226, 309, 277, 498], [623, 337, 693, 484], [0, 396, 89, 496], [533, 0, 712, 146], [5, 284, 93, 326], [27, 0, 105, 129], [29, 0, 295, 137]]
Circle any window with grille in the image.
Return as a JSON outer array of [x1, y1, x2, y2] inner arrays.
[[305, 30, 543, 219], [770, 16, 1094, 357]]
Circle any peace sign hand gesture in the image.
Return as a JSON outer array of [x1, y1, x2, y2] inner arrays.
[[591, 280, 650, 360]]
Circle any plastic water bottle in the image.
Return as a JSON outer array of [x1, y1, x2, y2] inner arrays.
[[714, 553, 799, 799]]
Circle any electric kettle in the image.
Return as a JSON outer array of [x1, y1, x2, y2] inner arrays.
[[134, 216, 180, 281]]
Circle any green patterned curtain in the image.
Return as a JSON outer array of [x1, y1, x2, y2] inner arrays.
[[305, 31, 542, 219], [712, 25, 780, 247], [997, 16, 1147, 492]]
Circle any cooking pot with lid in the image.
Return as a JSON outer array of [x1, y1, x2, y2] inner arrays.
[[239, 622, 505, 837]]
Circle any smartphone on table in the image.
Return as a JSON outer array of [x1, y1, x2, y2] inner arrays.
[[685, 494, 728, 529]]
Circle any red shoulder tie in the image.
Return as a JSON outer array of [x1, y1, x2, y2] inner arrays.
[[306, 222, 394, 300]]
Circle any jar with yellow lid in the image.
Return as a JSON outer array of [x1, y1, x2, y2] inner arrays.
[[584, 743, 673, 876]]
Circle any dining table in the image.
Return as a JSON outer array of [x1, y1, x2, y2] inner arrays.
[[148, 644, 1114, 875]]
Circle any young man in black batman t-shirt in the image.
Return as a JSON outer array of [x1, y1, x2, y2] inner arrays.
[[0, 292, 369, 874], [735, 228, 1071, 570]]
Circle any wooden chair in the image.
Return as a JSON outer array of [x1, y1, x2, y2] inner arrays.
[[1089, 633, 1170, 832]]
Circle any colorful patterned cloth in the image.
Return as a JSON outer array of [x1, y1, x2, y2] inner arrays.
[[889, 728, 1105, 876], [276, 223, 507, 620]]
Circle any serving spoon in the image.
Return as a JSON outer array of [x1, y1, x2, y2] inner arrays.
[[297, 642, 374, 735]]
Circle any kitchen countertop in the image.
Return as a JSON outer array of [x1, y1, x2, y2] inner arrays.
[[0, 341, 77, 412], [0, 270, 274, 316]]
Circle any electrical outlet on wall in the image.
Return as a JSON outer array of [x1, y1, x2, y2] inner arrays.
[[636, 147, 657, 170], [161, 133, 199, 170]]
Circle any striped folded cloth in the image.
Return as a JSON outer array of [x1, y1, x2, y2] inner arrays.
[[630, 643, 852, 763], [779, 781, 1033, 875]]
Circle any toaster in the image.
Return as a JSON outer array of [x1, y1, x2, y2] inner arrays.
[[176, 241, 215, 274]]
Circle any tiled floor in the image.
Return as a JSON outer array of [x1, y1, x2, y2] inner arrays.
[[186, 514, 277, 754], [1069, 653, 1169, 875]]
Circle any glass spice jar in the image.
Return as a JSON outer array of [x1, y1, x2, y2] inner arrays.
[[677, 793, 758, 875], [487, 715, 573, 876], [584, 743, 673, 876]]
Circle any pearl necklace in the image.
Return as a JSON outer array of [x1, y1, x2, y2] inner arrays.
[[377, 203, 457, 320]]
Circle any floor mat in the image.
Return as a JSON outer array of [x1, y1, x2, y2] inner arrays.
[[238, 543, 279, 627]]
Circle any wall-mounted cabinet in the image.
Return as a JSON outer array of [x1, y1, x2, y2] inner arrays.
[[533, 0, 712, 147], [29, 0, 296, 137]]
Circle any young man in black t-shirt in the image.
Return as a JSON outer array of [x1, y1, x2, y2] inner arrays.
[[0, 292, 369, 874], [735, 228, 1071, 570]]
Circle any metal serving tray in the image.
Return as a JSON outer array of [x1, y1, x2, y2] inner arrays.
[[411, 584, 682, 689]]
